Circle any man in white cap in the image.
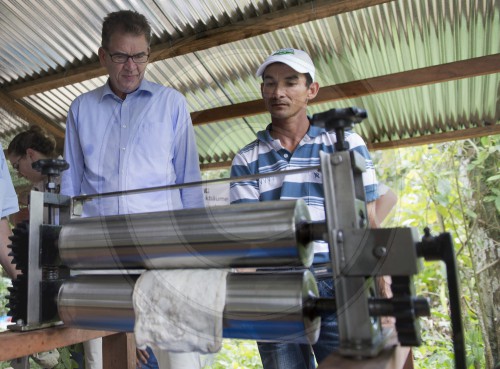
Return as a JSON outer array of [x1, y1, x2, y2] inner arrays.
[[230, 48, 380, 368]]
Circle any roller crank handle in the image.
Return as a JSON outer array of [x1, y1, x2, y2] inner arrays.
[[416, 228, 466, 369]]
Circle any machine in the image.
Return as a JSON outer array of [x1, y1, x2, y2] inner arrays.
[[6, 108, 465, 368]]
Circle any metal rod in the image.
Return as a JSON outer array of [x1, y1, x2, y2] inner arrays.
[[59, 200, 313, 269], [72, 166, 320, 202], [57, 271, 320, 344]]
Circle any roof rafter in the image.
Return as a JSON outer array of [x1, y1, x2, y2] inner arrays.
[[0, 91, 64, 139], [191, 53, 500, 125], [200, 124, 500, 170]]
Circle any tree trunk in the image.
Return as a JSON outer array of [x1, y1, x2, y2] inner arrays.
[[468, 137, 500, 368]]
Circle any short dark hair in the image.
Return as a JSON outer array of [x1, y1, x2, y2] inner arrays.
[[7, 126, 56, 158], [304, 73, 313, 87], [101, 10, 152, 49]]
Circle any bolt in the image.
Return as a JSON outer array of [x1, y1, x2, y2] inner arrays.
[[331, 154, 343, 165], [373, 246, 387, 258], [337, 230, 344, 243]]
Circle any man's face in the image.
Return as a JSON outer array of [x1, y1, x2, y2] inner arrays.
[[99, 32, 149, 99], [261, 63, 318, 121]]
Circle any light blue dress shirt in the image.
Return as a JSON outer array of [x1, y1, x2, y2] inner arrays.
[[61, 79, 204, 217], [1, 144, 19, 217]]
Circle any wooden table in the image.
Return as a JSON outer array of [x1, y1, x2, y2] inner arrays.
[[318, 342, 413, 369], [0, 327, 136, 369]]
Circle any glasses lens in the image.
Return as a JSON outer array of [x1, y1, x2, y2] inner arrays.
[[132, 54, 149, 63], [111, 54, 128, 63], [13, 157, 21, 170]]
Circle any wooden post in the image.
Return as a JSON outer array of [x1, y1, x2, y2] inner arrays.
[[102, 332, 136, 369]]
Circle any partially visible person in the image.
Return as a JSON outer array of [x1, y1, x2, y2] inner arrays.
[[0, 142, 19, 279], [375, 183, 398, 226], [7, 126, 85, 369], [7, 125, 60, 191], [375, 183, 399, 301], [61, 10, 204, 369], [230, 48, 380, 369]]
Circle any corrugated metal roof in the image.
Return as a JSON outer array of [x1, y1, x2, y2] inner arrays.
[[1, 0, 499, 168]]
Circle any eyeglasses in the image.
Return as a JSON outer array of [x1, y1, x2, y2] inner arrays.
[[12, 156, 23, 171], [108, 52, 149, 64]]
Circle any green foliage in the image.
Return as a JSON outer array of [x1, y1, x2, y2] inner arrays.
[[203, 340, 262, 369], [373, 137, 499, 368], [0, 277, 11, 317]]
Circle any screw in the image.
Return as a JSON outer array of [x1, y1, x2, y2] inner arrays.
[[373, 246, 387, 258], [331, 155, 343, 165], [337, 231, 344, 243]]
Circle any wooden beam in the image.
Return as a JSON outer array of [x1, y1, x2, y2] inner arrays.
[[0, 327, 115, 362], [369, 124, 500, 150], [317, 345, 411, 369], [0, 91, 65, 139], [191, 54, 500, 125], [200, 124, 500, 171], [4, 0, 393, 99]]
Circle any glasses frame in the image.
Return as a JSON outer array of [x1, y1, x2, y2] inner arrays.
[[107, 51, 150, 64], [12, 156, 24, 171]]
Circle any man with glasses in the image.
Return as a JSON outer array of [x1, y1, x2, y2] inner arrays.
[[62, 10, 204, 369]]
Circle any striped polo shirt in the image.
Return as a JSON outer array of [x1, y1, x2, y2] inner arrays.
[[230, 123, 378, 262]]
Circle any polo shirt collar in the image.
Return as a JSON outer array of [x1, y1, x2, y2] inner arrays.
[[257, 120, 326, 143]]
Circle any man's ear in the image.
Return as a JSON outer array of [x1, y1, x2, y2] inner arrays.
[[307, 81, 320, 100], [26, 148, 36, 161], [98, 47, 106, 67]]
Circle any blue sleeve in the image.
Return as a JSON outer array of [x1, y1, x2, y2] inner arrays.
[[229, 153, 259, 204], [346, 132, 378, 202], [1, 146, 19, 217], [173, 96, 204, 209], [61, 99, 84, 198]]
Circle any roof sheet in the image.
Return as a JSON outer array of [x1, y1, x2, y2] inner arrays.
[[1, 0, 499, 167]]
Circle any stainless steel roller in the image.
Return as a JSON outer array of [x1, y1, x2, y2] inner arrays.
[[59, 200, 313, 269], [57, 271, 320, 344]]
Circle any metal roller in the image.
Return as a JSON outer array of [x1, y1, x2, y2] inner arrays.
[[57, 271, 320, 344], [59, 200, 313, 269]]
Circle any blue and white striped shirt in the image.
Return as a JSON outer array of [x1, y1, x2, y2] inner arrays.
[[230, 123, 378, 260]]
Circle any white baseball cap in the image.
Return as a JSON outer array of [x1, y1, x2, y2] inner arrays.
[[256, 48, 315, 81]]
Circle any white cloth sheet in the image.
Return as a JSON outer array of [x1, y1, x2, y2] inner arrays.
[[133, 269, 228, 354]]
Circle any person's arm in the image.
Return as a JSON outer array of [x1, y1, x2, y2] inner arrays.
[[60, 100, 84, 197], [0, 217, 18, 279], [375, 186, 398, 224], [366, 201, 379, 228], [173, 97, 205, 209], [1, 147, 19, 279], [346, 132, 380, 227], [229, 151, 260, 204]]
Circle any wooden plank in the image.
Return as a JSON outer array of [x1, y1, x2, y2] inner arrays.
[[103, 333, 136, 369], [0, 91, 64, 139], [317, 344, 411, 369], [0, 327, 115, 362], [370, 124, 500, 150], [199, 124, 500, 170]]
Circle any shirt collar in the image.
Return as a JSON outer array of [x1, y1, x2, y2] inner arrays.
[[257, 119, 326, 143], [99, 78, 154, 101]]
